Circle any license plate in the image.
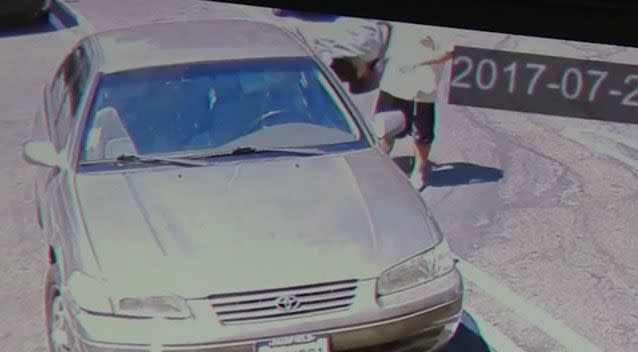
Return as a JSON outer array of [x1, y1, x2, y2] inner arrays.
[[255, 334, 330, 352]]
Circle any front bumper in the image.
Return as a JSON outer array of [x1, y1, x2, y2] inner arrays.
[[69, 269, 464, 352]]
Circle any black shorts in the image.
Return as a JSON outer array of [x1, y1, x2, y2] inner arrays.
[[374, 90, 436, 143]]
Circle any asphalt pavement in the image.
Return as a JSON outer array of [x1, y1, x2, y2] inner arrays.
[[0, 1, 636, 351]]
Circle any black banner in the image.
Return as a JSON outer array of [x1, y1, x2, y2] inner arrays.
[[448, 46, 638, 124]]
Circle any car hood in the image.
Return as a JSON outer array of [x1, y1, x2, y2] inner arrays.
[[75, 149, 438, 298]]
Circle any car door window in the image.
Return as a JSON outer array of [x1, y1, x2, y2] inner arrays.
[[68, 45, 91, 116], [54, 92, 74, 149], [49, 59, 69, 120]]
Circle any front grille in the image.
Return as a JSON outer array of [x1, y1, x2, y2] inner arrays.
[[207, 279, 359, 324]]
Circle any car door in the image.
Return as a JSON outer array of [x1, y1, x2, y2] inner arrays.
[[44, 43, 91, 273], [31, 82, 54, 232]]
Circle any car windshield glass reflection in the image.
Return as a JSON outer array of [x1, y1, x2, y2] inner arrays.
[[79, 57, 367, 163]]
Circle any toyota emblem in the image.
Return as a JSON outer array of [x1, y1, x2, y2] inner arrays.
[[275, 295, 301, 312]]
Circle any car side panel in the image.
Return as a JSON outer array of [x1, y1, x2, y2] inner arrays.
[[42, 42, 93, 280]]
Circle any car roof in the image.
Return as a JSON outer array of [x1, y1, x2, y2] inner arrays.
[[83, 18, 313, 74]]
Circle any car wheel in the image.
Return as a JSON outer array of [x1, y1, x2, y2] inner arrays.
[[45, 265, 75, 352]]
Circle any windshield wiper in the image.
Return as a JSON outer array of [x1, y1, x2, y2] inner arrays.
[[189, 146, 326, 159], [114, 154, 209, 167]]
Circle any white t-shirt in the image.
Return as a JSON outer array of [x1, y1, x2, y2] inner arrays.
[[379, 23, 453, 103]]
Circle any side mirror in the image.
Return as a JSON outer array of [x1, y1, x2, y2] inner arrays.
[[22, 140, 63, 168], [371, 110, 406, 140]]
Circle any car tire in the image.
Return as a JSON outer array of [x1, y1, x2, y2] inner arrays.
[[45, 264, 59, 352], [45, 265, 76, 352]]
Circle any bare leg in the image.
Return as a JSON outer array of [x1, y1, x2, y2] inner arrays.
[[409, 100, 436, 191], [410, 139, 431, 191], [378, 135, 395, 155], [413, 140, 431, 173]]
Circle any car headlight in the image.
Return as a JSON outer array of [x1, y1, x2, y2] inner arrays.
[[116, 296, 191, 319], [377, 239, 456, 296], [66, 272, 191, 319]]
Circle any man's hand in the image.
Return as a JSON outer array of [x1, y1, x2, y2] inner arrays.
[[419, 36, 435, 50], [413, 50, 454, 68]]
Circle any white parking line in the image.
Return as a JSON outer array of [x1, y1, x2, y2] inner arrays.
[[561, 127, 638, 172], [456, 259, 602, 352]]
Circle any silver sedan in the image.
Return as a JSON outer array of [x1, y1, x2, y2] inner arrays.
[[22, 18, 464, 352]]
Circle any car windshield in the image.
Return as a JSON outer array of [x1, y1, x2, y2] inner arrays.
[[78, 57, 368, 163]]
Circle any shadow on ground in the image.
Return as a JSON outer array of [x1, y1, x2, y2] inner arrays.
[[393, 156, 503, 187], [0, 1, 78, 38], [440, 311, 492, 352]]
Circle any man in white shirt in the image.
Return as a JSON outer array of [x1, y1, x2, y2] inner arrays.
[[374, 23, 454, 191]]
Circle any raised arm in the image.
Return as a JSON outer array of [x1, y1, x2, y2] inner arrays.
[[413, 49, 454, 67]]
